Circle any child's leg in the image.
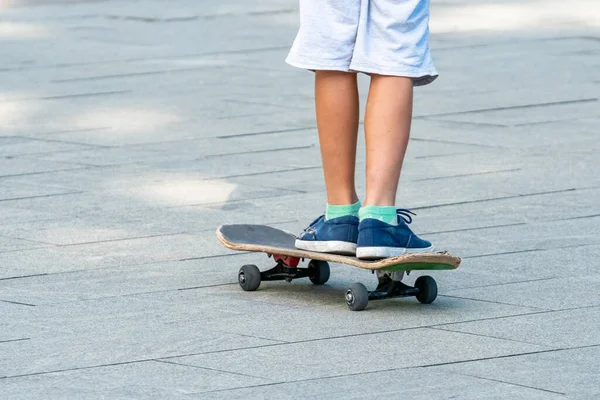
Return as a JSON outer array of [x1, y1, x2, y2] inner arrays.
[[352, 0, 437, 259], [287, 0, 363, 254], [356, 76, 433, 258], [315, 71, 360, 206], [293, 71, 361, 254], [364, 75, 413, 207]]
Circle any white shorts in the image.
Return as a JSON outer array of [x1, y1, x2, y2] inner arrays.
[[286, 0, 438, 86]]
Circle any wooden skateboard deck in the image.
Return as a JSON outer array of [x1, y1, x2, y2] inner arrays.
[[217, 224, 461, 271]]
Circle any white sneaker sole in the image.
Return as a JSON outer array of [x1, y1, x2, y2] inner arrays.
[[356, 245, 435, 260], [295, 239, 357, 255]]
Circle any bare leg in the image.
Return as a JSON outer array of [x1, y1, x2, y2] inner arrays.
[[364, 75, 413, 206], [315, 70, 360, 205]]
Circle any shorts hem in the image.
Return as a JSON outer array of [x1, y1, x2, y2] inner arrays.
[[285, 54, 351, 72], [349, 62, 438, 86]]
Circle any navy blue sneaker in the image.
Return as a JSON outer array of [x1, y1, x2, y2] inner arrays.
[[356, 209, 434, 259], [295, 215, 359, 255]]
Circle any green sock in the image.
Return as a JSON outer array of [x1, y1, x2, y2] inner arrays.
[[359, 205, 397, 225], [325, 201, 361, 220]]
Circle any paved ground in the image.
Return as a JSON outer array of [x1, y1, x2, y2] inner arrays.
[[1, 0, 600, 398]]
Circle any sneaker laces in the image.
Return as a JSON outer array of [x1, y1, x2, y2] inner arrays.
[[397, 209, 416, 224]]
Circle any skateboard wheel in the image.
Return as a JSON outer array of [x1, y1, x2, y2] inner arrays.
[[308, 260, 330, 285], [415, 275, 437, 304], [346, 282, 369, 311], [238, 265, 261, 291]]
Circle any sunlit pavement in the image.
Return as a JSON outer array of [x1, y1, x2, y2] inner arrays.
[[1, 0, 599, 398]]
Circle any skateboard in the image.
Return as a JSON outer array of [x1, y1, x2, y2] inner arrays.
[[216, 224, 461, 311]]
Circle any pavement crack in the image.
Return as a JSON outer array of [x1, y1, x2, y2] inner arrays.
[[21, 135, 111, 148], [410, 137, 501, 149], [0, 168, 88, 179], [197, 145, 314, 160], [464, 241, 600, 259], [52, 67, 216, 83], [0, 192, 83, 203], [0, 273, 49, 281], [2, 359, 157, 380], [412, 188, 578, 211], [427, 326, 548, 348], [178, 252, 250, 262], [418, 98, 598, 118], [409, 344, 600, 370], [438, 295, 547, 310], [223, 98, 301, 110], [57, 232, 186, 248], [415, 151, 478, 160], [431, 310, 554, 328], [422, 222, 527, 236], [419, 117, 507, 128], [153, 359, 272, 380], [413, 350, 564, 369], [556, 213, 600, 221], [0, 245, 51, 254], [447, 276, 558, 291], [40, 91, 131, 100], [0, 299, 36, 307], [412, 168, 521, 182], [184, 191, 305, 210], [217, 127, 315, 139], [210, 166, 321, 180], [177, 282, 237, 291], [451, 372, 566, 395], [33, 128, 111, 138], [229, 332, 289, 344], [0, 338, 30, 344], [463, 249, 546, 259]]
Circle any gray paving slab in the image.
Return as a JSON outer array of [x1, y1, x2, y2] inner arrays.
[[0, 253, 254, 304], [1, 360, 271, 400], [439, 306, 600, 348], [168, 328, 547, 381], [192, 368, 564, 400], [0, 157, 87, 178], [19, 145, 169, 167], [445, 274, 600, 311], [427, 215, 600, 258], [458, 243, 600, 282], [0, 216, 182, 246], [0, 230, 226, 278], [1, 176, 297, 218], [0, 204, 57, 226], [429, 346, 600, 400], [0, 135, 93, 157], [126, 128, 319, 159], [0, 293, 287, 377], [194, 284, 537, 342], [1, 247, 109, 279], [411, 117, 600, 148], [0, 235, 47, 252]]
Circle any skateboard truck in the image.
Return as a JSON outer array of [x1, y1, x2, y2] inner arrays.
[[238, 254, 331, 289], [369, 272, 419, 300], [344, 272, 438, 311], [258, 253, 329, 284]]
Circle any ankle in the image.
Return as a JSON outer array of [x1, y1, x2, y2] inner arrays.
[[326, 201, 361, 220], [359, 205, 397, 225]]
